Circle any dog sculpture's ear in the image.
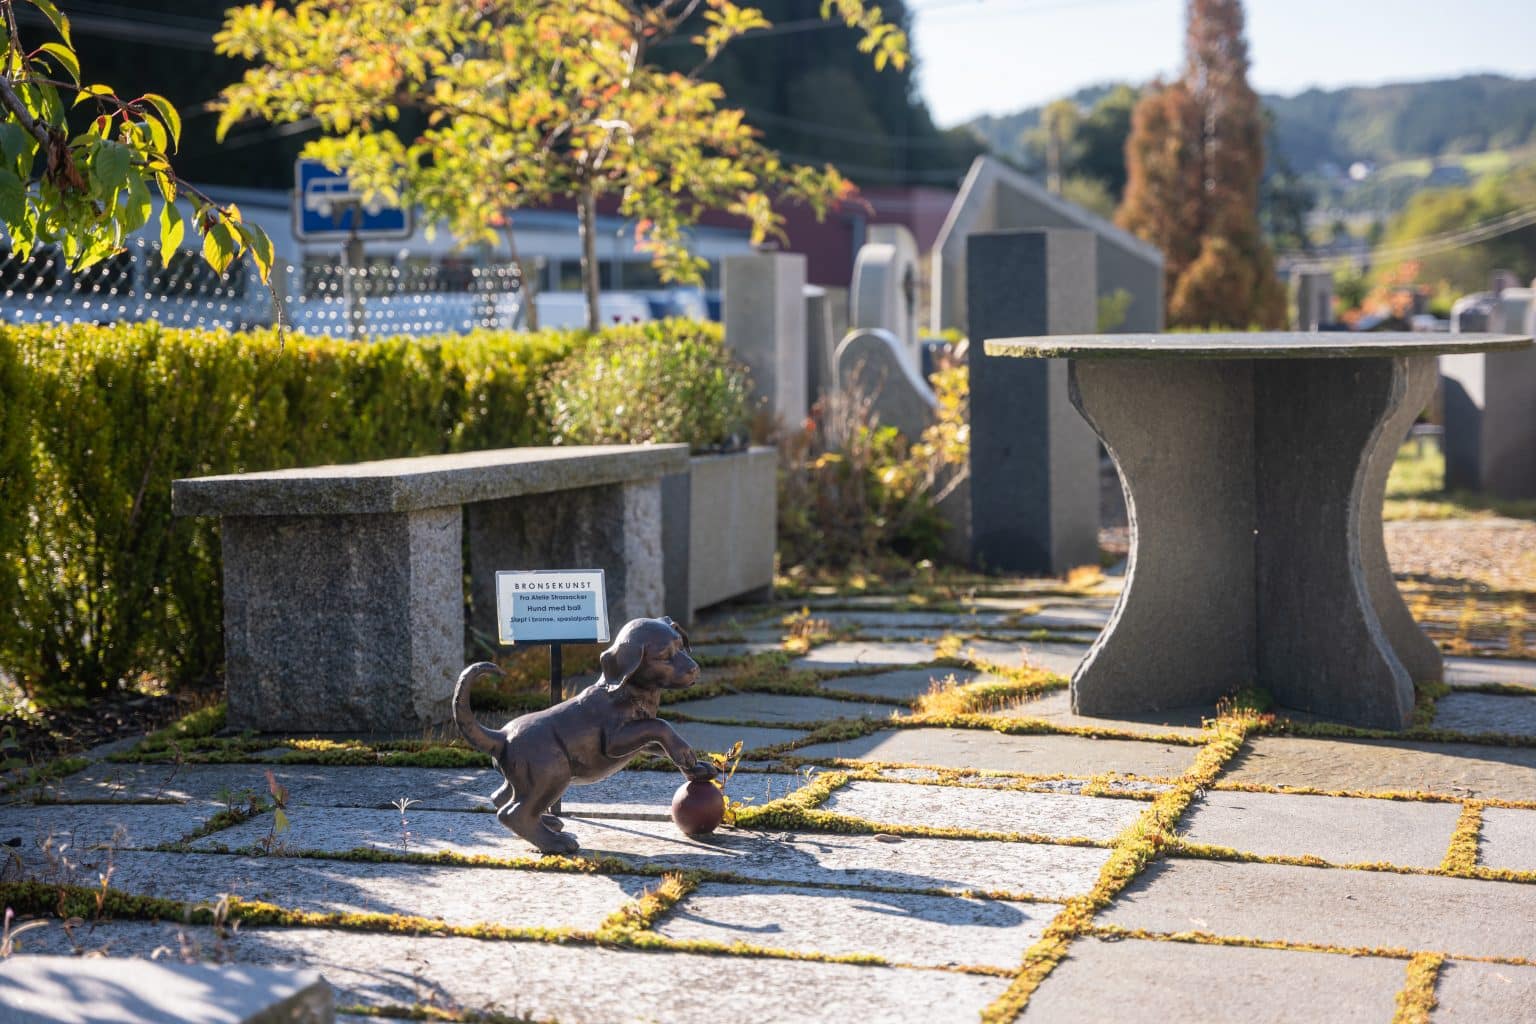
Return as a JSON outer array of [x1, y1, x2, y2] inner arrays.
[[600, 637, 646, 685]]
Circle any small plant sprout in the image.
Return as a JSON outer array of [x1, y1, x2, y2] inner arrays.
[[258, 769, 290, 855], [1, 908, 48, 957], [701, 741, 744, 825], [391, 797, 419, 853]]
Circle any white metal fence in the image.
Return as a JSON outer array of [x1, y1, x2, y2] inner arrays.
[[0, 236, 526, 338]]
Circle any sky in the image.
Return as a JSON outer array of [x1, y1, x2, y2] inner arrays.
[[913, 0, 1536, 126]]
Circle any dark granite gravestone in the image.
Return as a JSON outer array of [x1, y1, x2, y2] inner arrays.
[[965, 229, 1100, 574]]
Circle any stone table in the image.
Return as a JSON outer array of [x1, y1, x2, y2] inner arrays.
[[983, 332, 1533, 729]]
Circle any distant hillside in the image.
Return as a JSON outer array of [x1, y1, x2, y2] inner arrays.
[[967, 75, 1536, 175]]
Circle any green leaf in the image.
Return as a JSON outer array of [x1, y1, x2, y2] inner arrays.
[[134, 117, 167, 154], [234, 220, 274, 283], [0, 171, 28, 228], [35, 42, 78, 86], [72, 83, 114, 107], [89, 140, 132, 196], [140, 93, 181, 153], [0, 121, 37, 177], [28, 0, 72, 46], [272, 808, 290, 835], [201, 218, 238, 274], [158, 197, 184, 253], [120, 173, 152, 233]]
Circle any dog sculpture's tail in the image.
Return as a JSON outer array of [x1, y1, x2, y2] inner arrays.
[[453, 662, 508, 759]]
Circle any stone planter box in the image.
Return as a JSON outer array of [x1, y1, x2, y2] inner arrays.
[[663, 446, 777, 623]]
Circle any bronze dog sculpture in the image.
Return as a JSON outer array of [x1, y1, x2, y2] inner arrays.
[[454, 616, 712, 853]]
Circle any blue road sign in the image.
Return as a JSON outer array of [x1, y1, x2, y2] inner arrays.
[[293, 158, 412, 240]]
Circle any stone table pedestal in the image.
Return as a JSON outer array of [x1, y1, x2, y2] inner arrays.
[[983, 332, 1532, 730]]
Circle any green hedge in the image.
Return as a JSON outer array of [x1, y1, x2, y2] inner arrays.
[[0, 318, 729, 703]]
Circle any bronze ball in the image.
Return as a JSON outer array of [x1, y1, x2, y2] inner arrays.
[[670, 778, 725, 836]]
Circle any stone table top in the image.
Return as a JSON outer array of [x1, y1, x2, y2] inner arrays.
[[173, 443, 690, 516], [983, 331, 1532, 361]]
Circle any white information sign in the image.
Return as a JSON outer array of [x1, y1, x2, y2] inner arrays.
[[495, 570, 609, 645]]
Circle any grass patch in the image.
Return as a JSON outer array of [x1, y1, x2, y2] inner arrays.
[[912, 668, 1063, 718], [0, 756, 90, 799]]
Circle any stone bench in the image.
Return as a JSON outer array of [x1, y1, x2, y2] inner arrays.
[[173, 444, 688, 734]]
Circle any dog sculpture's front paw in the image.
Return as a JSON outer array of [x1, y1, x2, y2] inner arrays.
[[541, 813, 564, 831], [534, 830, 581, 855]]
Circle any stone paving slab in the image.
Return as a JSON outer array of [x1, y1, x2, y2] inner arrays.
[[16, 921, 1012, 1024], [1445, 656, 1536, 691], [1098, 859, 1536, 959], [655, 882, 1051, 969], [1177, 790, 1463, 868], [25, 763, 492, 811], [1477, 807, 1536, 872], [791, 642, 939, 671], [21, 764, 803, 821], [813, 610, 1010, 631], [691, 642, 784, 661], [667, 694, 910, 725], [960, 639, 1085, 676], [0, 804, 213, 864], [820, 780, 1143, 841], [822, 668, 994, 701], [792, 728, 1198, 778], [1016, 605, 1111, 630], [1019, 936, 1403, 1023], [194, 809, 1111, 898], [1220, 736, 1536, 801], [1431, 692, 1536, 736], [99, 849, 650, 932], [1434, 961, 1536, 1024], [0, 954, 332, 1024], [674, 721, 806, 754], [997, 689, 1208, 738]]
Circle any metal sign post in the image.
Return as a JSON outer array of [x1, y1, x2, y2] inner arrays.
[[495, 570, 610, 816], [292, 159, 412, 341]]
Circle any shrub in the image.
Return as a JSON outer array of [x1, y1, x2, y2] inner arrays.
[[778, 366, 969, 570], [539, 320, 750, 452], [0, 321, 587, 703]]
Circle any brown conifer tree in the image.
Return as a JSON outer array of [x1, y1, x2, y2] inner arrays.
[[1117, 0, 1286, 328]]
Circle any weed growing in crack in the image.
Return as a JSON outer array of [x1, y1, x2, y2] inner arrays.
[[392, 797, 419, 853], [0, 907, 47, 956], [257, 770, 290, 856]]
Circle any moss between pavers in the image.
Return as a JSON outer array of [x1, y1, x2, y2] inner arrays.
[[1256, 717, 1536, 750], [0, 871, 1024, 980], [1394, 953, 1444, 1024], [0, 756, 89, 799], [338, 1002, 544, 1024], [1209, 780, 1536, 812], [1078, 924, 1536, 971], [978, 708, 1257, 1022], [1441, 804, 1483, 874]]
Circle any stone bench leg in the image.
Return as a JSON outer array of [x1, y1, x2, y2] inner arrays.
[[221, 507, 462, 734], [466, 480, 664, 654], [1070, 356, 1430, 730]]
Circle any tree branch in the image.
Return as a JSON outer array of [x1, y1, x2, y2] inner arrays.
[[0, 74, 53, 150]]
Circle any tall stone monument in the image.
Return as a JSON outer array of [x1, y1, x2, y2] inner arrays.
[[723, 252, 808, 428], [850, 224, 922, 369], [966, 229, 1100, 574], [1441, 286, 1536, 498], [1292, 269, 1334, 330]]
